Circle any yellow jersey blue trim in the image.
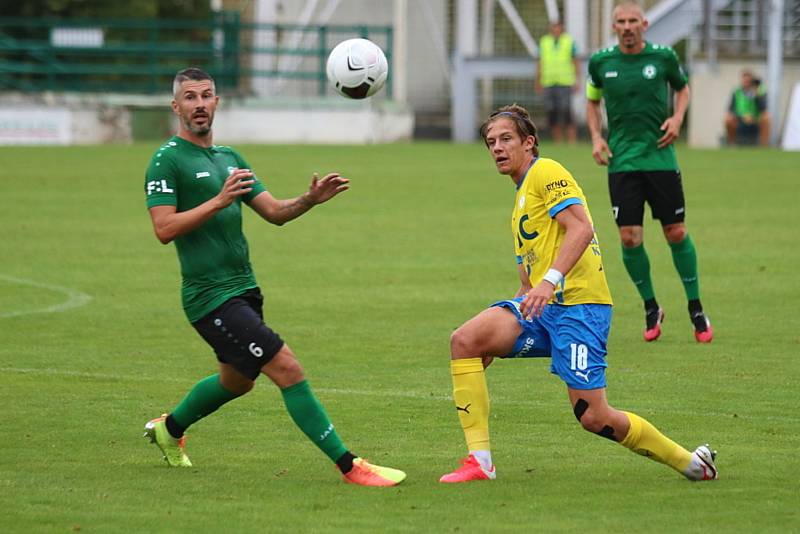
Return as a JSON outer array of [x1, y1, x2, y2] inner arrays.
[[548, 197, 583, 218]]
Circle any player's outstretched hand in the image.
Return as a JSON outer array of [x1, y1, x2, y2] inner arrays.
[[591, 138, 612, 166], [307, 172, 350, 204], [520, 281, 555, 320], [216, 168, 254, 208], [658, 116, 682, 148]]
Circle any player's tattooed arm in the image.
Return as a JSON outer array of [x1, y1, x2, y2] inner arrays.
[[249, 173, 350, 226]]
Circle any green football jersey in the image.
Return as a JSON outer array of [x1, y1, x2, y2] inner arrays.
[[144, 136, 267, 322], [587, 42, 688, 173]]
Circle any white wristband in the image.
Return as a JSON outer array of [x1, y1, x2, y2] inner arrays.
[[542, 268, 564, 287]]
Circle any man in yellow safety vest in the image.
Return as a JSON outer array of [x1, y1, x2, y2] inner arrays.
[[536, 21, 579, 144]]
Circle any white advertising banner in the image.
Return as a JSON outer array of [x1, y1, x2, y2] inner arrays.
[[0, 108, 73, 145]]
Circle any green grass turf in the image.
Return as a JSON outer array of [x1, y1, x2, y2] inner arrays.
[[1, 141, 798, 532]]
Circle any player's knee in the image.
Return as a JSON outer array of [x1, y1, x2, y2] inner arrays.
[[580, 415, 615, 439], [261, 346, 305, 386], [283, 366, 305, 386], [279, 358, 305, 384], [663, 224, 687, 243], [619, 229, 641, 248], [576, 411, 604, 433], [450, 327, 480, 358], [272, 363, 305, 387], [573, 398, 602, 431], [573, 398, 609, 435]]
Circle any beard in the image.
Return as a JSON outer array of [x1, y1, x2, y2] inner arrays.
[[621, 32, 638, 48], [183, 112, 214, 136]]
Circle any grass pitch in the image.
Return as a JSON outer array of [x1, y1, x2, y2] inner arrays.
[[1, 141, 798, 532]]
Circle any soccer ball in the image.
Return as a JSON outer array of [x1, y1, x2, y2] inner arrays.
[[326, 38, 388, 99]]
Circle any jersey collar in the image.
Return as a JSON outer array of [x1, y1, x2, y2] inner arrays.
[[516, 157, 538, 190], [173, 134, 215, 152]]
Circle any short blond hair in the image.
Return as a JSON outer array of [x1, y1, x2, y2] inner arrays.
[[612, 1, 645, 20]]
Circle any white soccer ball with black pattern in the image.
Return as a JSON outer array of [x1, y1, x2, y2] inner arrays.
[[326, 38, 388, 99]]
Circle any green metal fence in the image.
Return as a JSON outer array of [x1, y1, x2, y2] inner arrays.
[[0, 13, 392, 97]]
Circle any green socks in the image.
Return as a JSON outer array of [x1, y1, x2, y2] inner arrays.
[[281, 380, 348, 463], [170, 374, 242, 430], [166, 376, 350, 467], [621, 244, 656, 301], [669, 235, 701, 301], [622, 236, 701, 305], [167, 376, 349, 466]]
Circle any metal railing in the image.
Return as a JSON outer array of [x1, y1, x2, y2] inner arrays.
[[0, 13, 393, 97], [696, 0, 800, 59]]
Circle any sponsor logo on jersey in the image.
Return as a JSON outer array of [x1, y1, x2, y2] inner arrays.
[[195, 171, 210, 179], [146, 179, 174, 195], [518, 214, 539, 241], [549, 190, 572, 203], [604, 71, 618, 78], [545, 179, 569, 191], [642, 64, 657, 79], [522, 250, 537, 268]]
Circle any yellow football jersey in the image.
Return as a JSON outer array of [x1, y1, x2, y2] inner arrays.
[[512, 158, 613, 305]]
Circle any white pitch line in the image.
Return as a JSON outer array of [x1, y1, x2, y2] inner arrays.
[[0, 273, 92, 318], [0, 366, 543, 406], [0, 365, 797, 423], [0, 366, 454, 401]]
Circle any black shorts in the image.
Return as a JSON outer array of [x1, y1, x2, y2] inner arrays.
[[543, 85, 573, 126], [192, 288, 285, 380], [608, 170, 686, 226]]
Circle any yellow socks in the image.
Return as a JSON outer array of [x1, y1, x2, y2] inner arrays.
[[450, 358, 491, 452], [621, 411, 691, 472]]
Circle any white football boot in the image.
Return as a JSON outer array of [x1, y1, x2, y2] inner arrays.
[[683, 444, 718, 481]]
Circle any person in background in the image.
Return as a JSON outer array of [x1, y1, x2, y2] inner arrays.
[[586, 1, 713, 343], [724, 69, 771, 146], [536, 21, 579, 144]]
